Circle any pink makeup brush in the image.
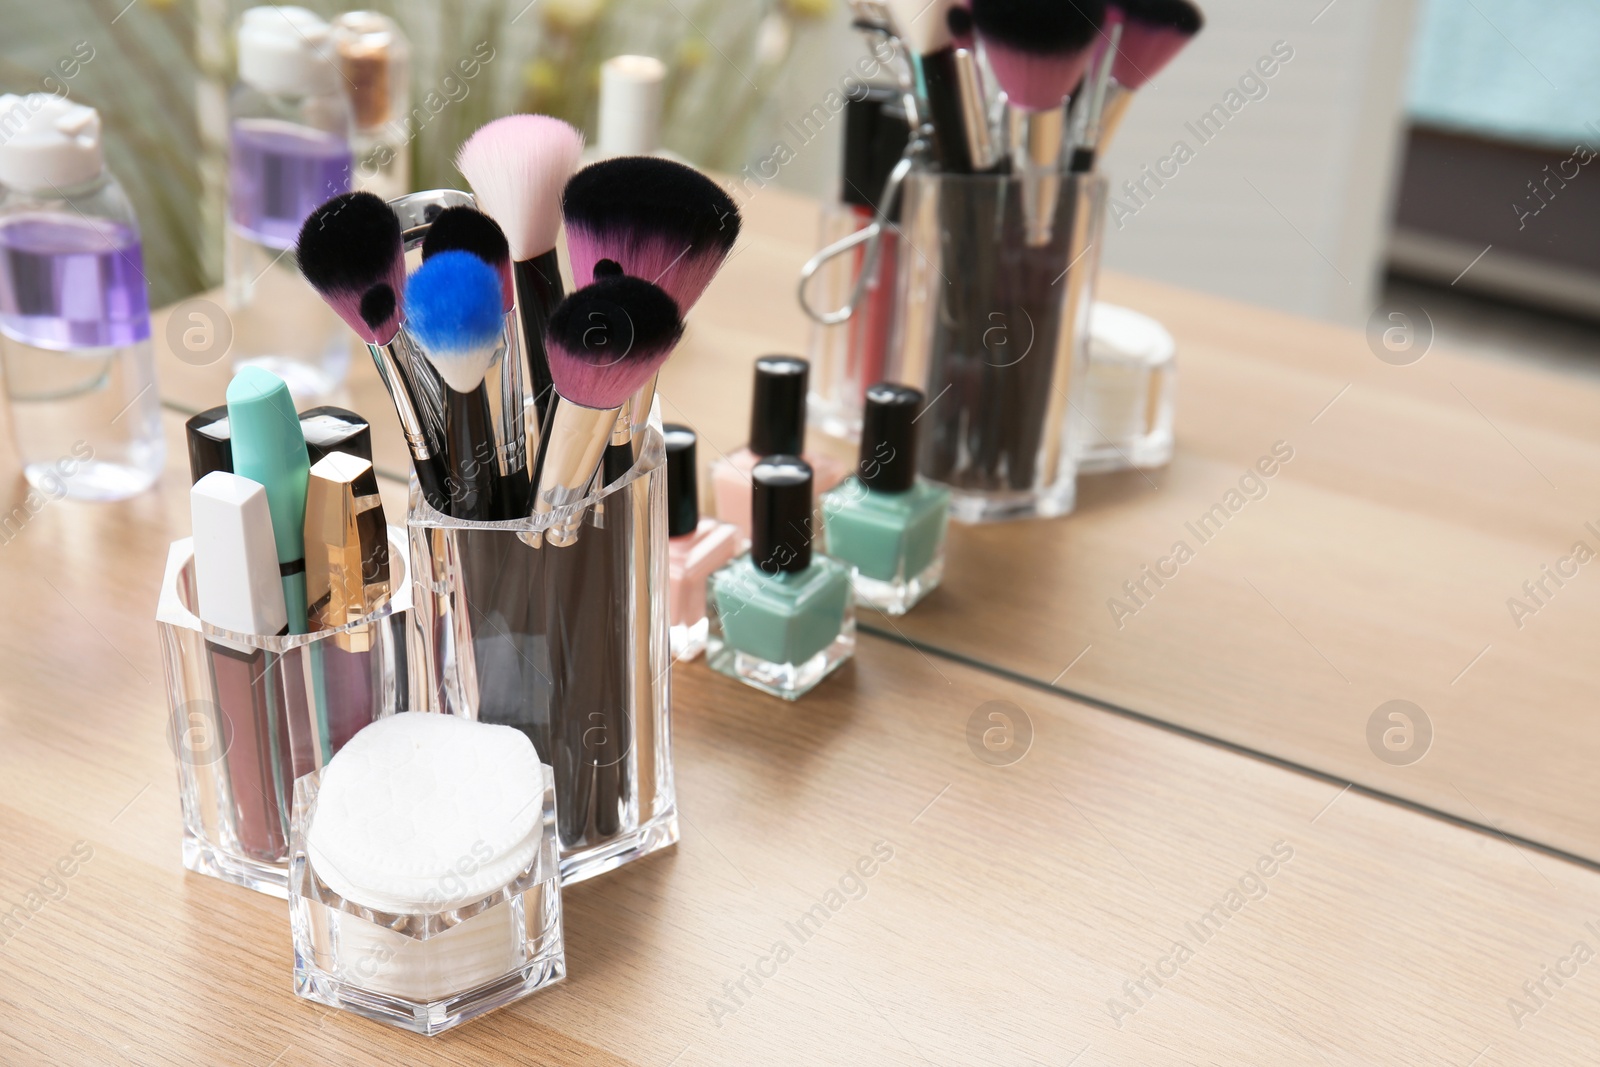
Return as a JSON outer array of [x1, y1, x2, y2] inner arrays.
[[971, 0, 1105, 244], [1100, 0, 1204, 151], [455, 115, 585, 432], [529, 273, 684, 545], [562, 156, 740, 453]]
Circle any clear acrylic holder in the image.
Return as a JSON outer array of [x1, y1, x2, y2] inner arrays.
[[156, 527, 414, 898], [892, 169, 1107, 523], [289, 766, 565, 1035], [406, 422, 678, 885]]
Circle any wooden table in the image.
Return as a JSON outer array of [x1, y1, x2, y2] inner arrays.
[[3, 413, 1599, 1066], [156, 185, 1600, 866]]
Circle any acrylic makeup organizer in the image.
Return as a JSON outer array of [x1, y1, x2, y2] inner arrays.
[[406, 423, 678, 885], [892, 168, 1107, 523], [289, 763, 565, 1035], [156, 528, 414, 897]]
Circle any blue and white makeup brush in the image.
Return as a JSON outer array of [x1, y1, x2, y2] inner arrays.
[[403, 250, 507, 520]]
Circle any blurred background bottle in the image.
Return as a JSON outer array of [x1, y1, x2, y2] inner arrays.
[[333, 11, 411, 202], [225, 5, 353, 402], [0, 94, 165, 500]]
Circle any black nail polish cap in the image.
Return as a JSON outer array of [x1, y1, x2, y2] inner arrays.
[[185, 405, 232, 483], [300, 406, 373, 467], [749, 355, 809, 457], [664, 423, 699, 538], [858, 383, 922, 494], [751, 455, 813, 575]]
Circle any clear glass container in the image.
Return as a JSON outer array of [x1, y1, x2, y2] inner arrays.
[[0, 172, 164, 500], [821, 476, 950, 615], [807, 202, 902, 443], [290, 763, 564, 1035], [1072, 301, 1177, 473], [225, 47, 354, 400], [406, 424, 678, 885], [668, 517, 741, 661], [706, 553, 856, 700], [156, 528, 414, 897], [891, 169, 1107, 523]]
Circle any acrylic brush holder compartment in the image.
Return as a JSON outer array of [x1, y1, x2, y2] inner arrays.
[[289, 756, 565, 1036], [155, 528, 414, 897], [406, 423, 678, 885], [891, 168, 1107, 523]]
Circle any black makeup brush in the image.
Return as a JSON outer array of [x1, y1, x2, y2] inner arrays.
[[297, 192, 450, 510]]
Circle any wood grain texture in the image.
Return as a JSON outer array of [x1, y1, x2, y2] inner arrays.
[[0, 412, 1598, 1065], [147, 187, 1600, 864]]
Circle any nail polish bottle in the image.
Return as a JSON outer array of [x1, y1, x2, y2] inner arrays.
[[707, 456, 855, 700], [822, 383, 950, 614], [665, 424, 740, 661], [710, 356, 849, 542]]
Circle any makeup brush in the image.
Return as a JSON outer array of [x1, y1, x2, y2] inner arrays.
[[531, 274, 684, 546], [404, 250, 507, 521], [455, 115, 585, 432], [1099, 0, 1203, 152], [971, 0, 1104, 244], [297, 192, 450, 510], [562, 156, 740, 455], [421, 205, 530, 515]]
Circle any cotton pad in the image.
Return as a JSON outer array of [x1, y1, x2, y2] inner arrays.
[[307, 712, 547, 914]]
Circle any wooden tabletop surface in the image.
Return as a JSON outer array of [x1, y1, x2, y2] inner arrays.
[[2, 414, 1598, 1065], [152, 184, 1600, 867]]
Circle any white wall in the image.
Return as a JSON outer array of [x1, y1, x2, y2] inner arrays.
[[764, 0, 1420, 327]]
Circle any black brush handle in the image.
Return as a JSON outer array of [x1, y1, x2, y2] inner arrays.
[[514, 250, 565, 432], [444, 384, 500, 521], [920, 48, 974, 175]]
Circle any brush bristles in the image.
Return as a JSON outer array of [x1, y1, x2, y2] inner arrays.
[[360, 284, 400, 340], [455, 114, 584, 262], [973, 0, 1105, 110], [546, 275, 684, 411], [403, 251, 505, 394], [1115, 0, 1202, 33], [887, 0, 953, 54], [562, 156, 741, 313], [297, 192, 406, 344], [947, 3, 974, 47], [1111, 0, 1201, 88], [421, 206, 515, 311]]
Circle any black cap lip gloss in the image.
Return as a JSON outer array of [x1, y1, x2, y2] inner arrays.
[[185, 406, 233, 484], [300, 406, 374, 467], [751, 455, 814, 574]]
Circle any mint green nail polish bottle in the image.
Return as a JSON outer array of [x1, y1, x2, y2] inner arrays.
[[821, 383, 949, 615], [707, 456, 855, 700]]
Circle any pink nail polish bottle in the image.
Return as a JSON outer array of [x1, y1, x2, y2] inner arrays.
[[710, 356, 848, 541], [666, 424, 740, 661]]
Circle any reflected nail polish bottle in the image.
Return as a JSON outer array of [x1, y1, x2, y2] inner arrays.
[[710, 356, 849, 542], [822, 384, 950, 614], [707, 456, 855, 700], [665, 424, 740, 661]]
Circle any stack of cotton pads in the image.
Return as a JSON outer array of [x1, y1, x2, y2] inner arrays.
[[304, 712, 549, 1001]]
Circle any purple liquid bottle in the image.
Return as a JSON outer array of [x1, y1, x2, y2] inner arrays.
[[0, 94, 164, 501], [225, 7, 355, 400]]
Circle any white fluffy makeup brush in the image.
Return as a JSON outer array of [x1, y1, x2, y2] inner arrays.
[[455, 115, 585, 432]]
